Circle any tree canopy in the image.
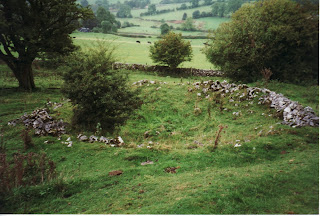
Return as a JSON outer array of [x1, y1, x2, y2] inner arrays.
[[0, 0, 93, 90], [149, 32, 192, 69], [204, 0, 319, 84]]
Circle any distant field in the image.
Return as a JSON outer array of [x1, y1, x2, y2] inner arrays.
[[117, 16, 229, 36], [138, 5, 213, 21], [71, 32, 215, 69], [80, 0, 230, 36], [199, 17, 230, 30]]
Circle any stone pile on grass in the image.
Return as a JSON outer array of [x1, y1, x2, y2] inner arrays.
[[77, 134, 125, 147], [259, 91, 319, 127], [132, 79, 167, 86], [8, 108, 66, 136], [192, 80, 319, 127]]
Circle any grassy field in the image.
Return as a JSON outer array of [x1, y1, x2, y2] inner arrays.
[[71, 32, 216, 69], [81, 0, 230, 36], [0, 62, 318, 214], [117, 5, 229, 35]]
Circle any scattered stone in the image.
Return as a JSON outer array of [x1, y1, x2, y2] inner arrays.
[[191, 80, 318, 127], [78, 135, 88, 142], [7, 108, 66, 136], [164, 166, 180, 173], [194, 107, 202, 115], [99, 136, 109, 143], [46, 101, 63, 110], [89, 135, 98, 143], [108, 170, 123, 176], [194, 140, 204, 147], [144, 131, 150, 138], [132, 79, 161, 86], [141, 160, 154, 165], [232, 111, 241, 116]]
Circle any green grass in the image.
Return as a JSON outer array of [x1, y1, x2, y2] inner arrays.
[[71, 32, 216, 69], [0, 64, 318, 214]]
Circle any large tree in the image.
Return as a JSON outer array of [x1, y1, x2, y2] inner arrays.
[[203, 0, 319, 83], [149, 32, 192, 69], [0, 0, 93, 90]]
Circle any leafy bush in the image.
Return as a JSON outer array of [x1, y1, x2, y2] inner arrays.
[[61, 42, 141, 132], [149, 32, 193, 69], [160, 23, 170, 35], [181, 17, 196, 31], [203, 0, 319, 84]]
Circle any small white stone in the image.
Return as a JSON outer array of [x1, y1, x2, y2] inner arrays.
[[118, 136, 124, 144], [284, 107, 291, 112]]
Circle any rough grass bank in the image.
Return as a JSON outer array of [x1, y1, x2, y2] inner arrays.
[[0, 64, 318, 214]]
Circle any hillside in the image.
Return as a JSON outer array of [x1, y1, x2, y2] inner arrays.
[[0, 63, 318, 214]]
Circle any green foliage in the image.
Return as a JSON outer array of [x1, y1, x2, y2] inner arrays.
[[0, 63, 319, 214], [227, 0, 245, 14], [192, 10, 201, 19], [148, 4, 157, 15], [191, 0, 199, 8], [204, 0, 319, 84], [116, 4, 132, 18], [181, 17, 196, 31], [182, 12, 188, 20], [61, 42, 141, 132], [101, 21, 113, 33], [0, 152, 56, 196], [160, 23, 170, 35], [149, 32, 193, 69], [212, 2, 226, 17], [80, 0, 89, 7], [96, 7, 115, 26], [95, 7, 119, 33], [0, 0, 93, 90]]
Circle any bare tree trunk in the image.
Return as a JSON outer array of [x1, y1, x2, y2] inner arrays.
[[12, 61, 36, 90]]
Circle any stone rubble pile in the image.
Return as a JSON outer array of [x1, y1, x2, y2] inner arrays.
[[132, 79, 167, 86], [113, 62, 223, 77], [77, 134, 125, 147], [259, 91, 319, 127], [8, 108, 66, 136], [192, 80, 319, 127], [46, 101, 63, 110]]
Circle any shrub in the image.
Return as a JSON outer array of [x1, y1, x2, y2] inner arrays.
[[61, 41, 141, 132], [203, 0, 319, 84], [21, 129, 34, 151], [0, 152, 56, 195], [149, 32, 193, 69], [160, 23, 170, 35], [181, 17, 196, 31]]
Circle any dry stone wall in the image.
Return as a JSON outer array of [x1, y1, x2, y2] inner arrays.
[[192, 80, 319, 127], [112, 63, 224, 77]]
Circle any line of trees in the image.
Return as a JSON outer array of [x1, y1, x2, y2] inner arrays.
[[82, 7, 121, 33], [176, 0, 214, 10], [140, 4, 175, 16]]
